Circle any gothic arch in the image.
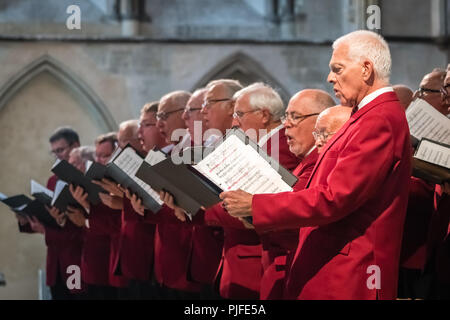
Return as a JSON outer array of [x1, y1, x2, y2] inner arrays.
[[0, 55, 116, 131], [192, 52, 290, 103]]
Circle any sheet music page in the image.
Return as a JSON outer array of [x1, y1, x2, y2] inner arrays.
[[406, 98, 450, 144], [415, 140, 450, 169], [113, 148, 163, 205], [51, 180, 67, 206], [144, 149, 167, 166], [194, 135, 292, 194], [108, 147, 122, 164], [31, 180, 54, 198]]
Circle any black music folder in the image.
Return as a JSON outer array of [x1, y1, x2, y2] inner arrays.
[[135, 128, 298, 215], [51, 159, 106, 205], [413, 138, 450, 184], [89, 145, 164, 213]]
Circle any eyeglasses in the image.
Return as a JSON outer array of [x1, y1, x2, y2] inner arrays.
[[139, 121, 157, 128], [233, 109, 260, 119], [312, 130, 336, 142], [282, 112, 319, 126], [50, 145, 70, 156], [183, 107, 202, 119], [156, 108, 184, 121], [440, 84, 450, 98], [201, 98, 231, 110], [416, 87, 441, 99]]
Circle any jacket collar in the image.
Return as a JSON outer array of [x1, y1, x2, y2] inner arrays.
[[305, 91, 399, 187]]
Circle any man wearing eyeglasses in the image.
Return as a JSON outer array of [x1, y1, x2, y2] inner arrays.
[[201, 79, 243, 136], [440, 64, 450, 115], [414, 68, 449, 116], [222, 30, 412, 300], [312, 106, 352, 153], [20, 127, 85, 299]]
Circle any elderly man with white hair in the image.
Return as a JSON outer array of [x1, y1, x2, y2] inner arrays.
[[222, 30, 412, 300]]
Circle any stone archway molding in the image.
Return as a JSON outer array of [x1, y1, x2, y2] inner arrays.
[[192, 51, 290, 103], [0, 54, 117, 131]]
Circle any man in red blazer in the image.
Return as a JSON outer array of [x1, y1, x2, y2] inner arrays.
[[160, 82, 302, 299], [222, 30, 412, 300], [42, 127, 84, 300]]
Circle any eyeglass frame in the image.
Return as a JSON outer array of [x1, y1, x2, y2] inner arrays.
[[156, 108, 185, 121], [440, 83, 450, 98], [201, 98, 231, 110], [183, 107, 202, 118], [49, 143, 72, 156], [282, 112, 320, 126], [312, 129, 336, 142], [416, 87, 441, 99], [232, 109, 261, 119]]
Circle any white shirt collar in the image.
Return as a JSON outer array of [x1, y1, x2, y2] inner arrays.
[[161, 143, 174, 154], [357, 87, 394, 110], [304, 145, 316, 157], [258, 123, 284, 147]]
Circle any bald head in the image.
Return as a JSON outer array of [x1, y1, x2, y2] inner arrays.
[[289, 89, 336, 114], [393, 84, 414, 110], [118, 119, 142, 152], [284, 89, 335, 158], [314, 105, 352, 153], [416, 69, 448, 115]]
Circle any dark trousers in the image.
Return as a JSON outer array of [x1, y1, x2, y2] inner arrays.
[[127, 279, 156, 300], [86, 284, 118, 300]]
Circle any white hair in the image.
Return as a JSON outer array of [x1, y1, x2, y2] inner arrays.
[[333, 30, 391, 83], [233, 82, 284, 121]]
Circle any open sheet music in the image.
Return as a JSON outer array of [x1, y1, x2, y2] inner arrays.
[[31, 180, 54, 206], [135, 128, 297, 215], [413, 138, 450, 184], [194, 134, 293, 194], [406, 98, 450, 145], [111, 146, 164, 212]]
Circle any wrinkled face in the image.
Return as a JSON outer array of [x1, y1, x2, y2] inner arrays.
[[414, 73, 449, 116], [156, 98, 186, 143], [95, 141, 115, 165], [442, 71, 450, 112], [139, 111, 163, 151], [68, 152, 85, 173], [313, 116, 335, 153], [231, 94, 265, 139], [117, 128, 142, 153], [182, 93, 206, 141], [327, 44, 365, 107], [50, 138, 77, 161], [284, 99, 318, 158], [201, 84, 234, 134]]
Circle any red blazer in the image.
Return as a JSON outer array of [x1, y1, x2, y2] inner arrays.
[[81, 203, 117, 286], [253, 92, 412, 300], [193, 127, 300, 299], [43, 175, 84, 292], [112, 198, 156, 281], [399, 177, 434, 270], [140, 205, 202, 292], [88, 203, 128, 288], [430, 185, 450, 284], [259, 148, 318, 300]]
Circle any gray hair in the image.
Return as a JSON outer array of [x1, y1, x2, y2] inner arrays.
[[206, 79, 243, 99], [70, 145, 95, 162], [333, 30, 391, 84], [233, 82, 284, 121]]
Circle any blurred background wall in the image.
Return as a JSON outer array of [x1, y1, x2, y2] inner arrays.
[[0, 0, 448, 299]]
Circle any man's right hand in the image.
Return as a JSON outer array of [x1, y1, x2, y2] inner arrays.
[[92, 178, 124, 198]]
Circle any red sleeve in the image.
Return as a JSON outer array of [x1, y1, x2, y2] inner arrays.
[[253, 114, 405, 232]]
